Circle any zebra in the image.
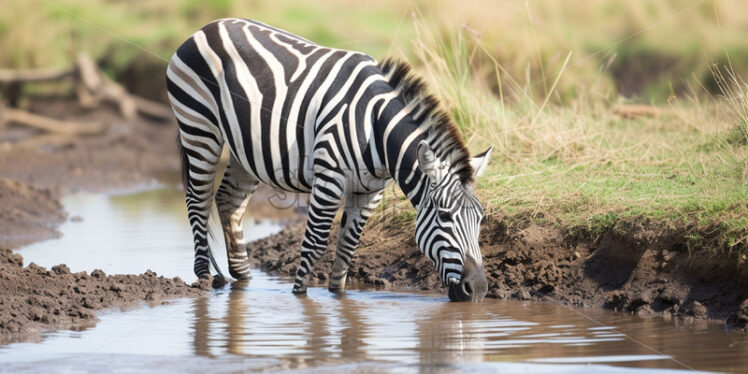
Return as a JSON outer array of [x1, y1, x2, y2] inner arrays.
[[166, 18, 493, 302]]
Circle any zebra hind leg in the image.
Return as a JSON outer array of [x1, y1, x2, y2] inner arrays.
[[215, 155, 258, 280], [293, 175, 346, 294], [178, 126, 223, 281], [329, 190, 384, 292]]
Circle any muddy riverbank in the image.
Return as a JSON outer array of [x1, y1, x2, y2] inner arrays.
[[249, 217, 748, 331], [0, 94, 745, 345], [0, 95, 209, 343], [0, 95, 298, 343], [0, 247, 208, 344], [0, 95, 180, 249]]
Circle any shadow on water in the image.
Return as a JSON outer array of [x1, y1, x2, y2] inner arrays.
[[0, 187, 747, 373]]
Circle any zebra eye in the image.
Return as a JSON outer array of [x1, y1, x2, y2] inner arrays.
[[438, 210, 452, 221]]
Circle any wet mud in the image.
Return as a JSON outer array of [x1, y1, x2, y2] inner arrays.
[[0, 96, 209, 343], [250, 216, 748, 331], [0, 96, 179, 249], [0, 178, 66, 248], [0, 95, 745, 346], [0, 247, 208, 344]]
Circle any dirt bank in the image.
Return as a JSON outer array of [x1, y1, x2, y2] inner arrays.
[[0, 247, 209, 344], [0, 95, 295, 343], [0, 95, 297, 248], [0, 95, 206, 343], [249, 216, 748, 330], [0, 178, 66, 248], [0, 95, 180, 249], [0, 96, 180, 193]]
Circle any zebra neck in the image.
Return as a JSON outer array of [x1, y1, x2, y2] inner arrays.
[[374, 112, 429, 210]]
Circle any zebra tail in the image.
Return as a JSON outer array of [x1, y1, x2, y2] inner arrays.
[[176, 132, 225, 278], [206, 207, 226, 278]]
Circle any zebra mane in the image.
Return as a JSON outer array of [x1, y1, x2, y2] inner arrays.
[[377, 58, 474, 184]]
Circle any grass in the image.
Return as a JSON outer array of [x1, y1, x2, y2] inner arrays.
[[396, 7, 747, 257], [1, 0, 746, 256]]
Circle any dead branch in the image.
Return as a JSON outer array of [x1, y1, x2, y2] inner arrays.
[[0, 68, 75, 84], [0, 52, 173, 123], [132, 95, 173, 121], [98, 74, 138, 120], [0, 104, 105, 135]]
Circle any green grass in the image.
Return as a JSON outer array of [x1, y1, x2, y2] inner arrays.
[[373, 3, 748, 257], [2, 0, 746, 256]]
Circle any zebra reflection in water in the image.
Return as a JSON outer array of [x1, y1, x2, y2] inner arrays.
[[189, 288, 489, 368], [190, 287, 371, 366]]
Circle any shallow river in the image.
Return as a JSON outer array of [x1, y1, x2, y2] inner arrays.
[[1, 188, 746, 373]]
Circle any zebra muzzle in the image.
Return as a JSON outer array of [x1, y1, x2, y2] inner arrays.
[[447, 258, 488, 302]]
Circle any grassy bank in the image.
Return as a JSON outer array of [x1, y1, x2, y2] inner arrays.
[[2, 0, 746, 256], [381, 15, 748, 256]]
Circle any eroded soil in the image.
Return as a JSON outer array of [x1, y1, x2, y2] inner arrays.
[[0, 96, 211, 343], [0, 178, 66, 248], [0, 96, 179, 249], [249, 216, 748, 331], [0, 96, 301, 343], [1, 95, 745, 345], [0, 247, 208, 344]]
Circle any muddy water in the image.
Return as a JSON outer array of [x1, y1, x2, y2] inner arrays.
[[1, 189, 747, 373]]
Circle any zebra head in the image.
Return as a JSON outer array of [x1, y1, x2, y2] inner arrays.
[[415, 140, 493, 302]]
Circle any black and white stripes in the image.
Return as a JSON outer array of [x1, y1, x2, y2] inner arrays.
[[166, 18, 492, 300]]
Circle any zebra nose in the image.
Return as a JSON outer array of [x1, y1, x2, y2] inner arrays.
[[447, 257, 488, 302]]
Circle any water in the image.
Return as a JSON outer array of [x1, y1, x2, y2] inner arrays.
[[1, 188, 747, 373]]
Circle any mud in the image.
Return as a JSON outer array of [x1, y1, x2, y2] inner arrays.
[[1, 93, 746, 346], [0, 96, 180, 193], [0, 95, 211, 343], [0, 178, 66, 248], [249, 216, 748, 331], [0, 247, 208, 344], [0, 95, 180, 248], [0, 96, 297, 248]]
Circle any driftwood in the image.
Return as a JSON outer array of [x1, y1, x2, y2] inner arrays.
[[73, 53, 172, 121], [0, 104, 105, 135], [0, 68, 75, 84], [0, 52, 173, 132]]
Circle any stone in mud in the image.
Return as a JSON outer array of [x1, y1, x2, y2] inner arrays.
[[738, 299, 748, 324], [636, 305, 655, 316], [51, 264, 70, 275], [91, 269, 106, 279], [685, 301, 708, 318], [605, 290, 628, 310], [514, 288, 532, 300]]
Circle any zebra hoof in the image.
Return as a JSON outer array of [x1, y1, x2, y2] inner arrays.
[[292, 285, 307, 294], [229, 269, 252, 281], [192, 275, 213, 291], [328, 286, 346, 294], [212, 274, 228, 289]]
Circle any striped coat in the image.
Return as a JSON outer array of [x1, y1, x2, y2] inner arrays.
[[167, 18, 491, 301]]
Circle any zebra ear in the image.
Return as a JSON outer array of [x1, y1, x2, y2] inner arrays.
[[417, 140, 438, 180], [470, 145, 493, 177]]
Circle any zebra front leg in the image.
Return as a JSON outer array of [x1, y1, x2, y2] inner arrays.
[[292, 176, 345, 294], [215, 156, 259, 280], [329, 190, 384, 293]]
